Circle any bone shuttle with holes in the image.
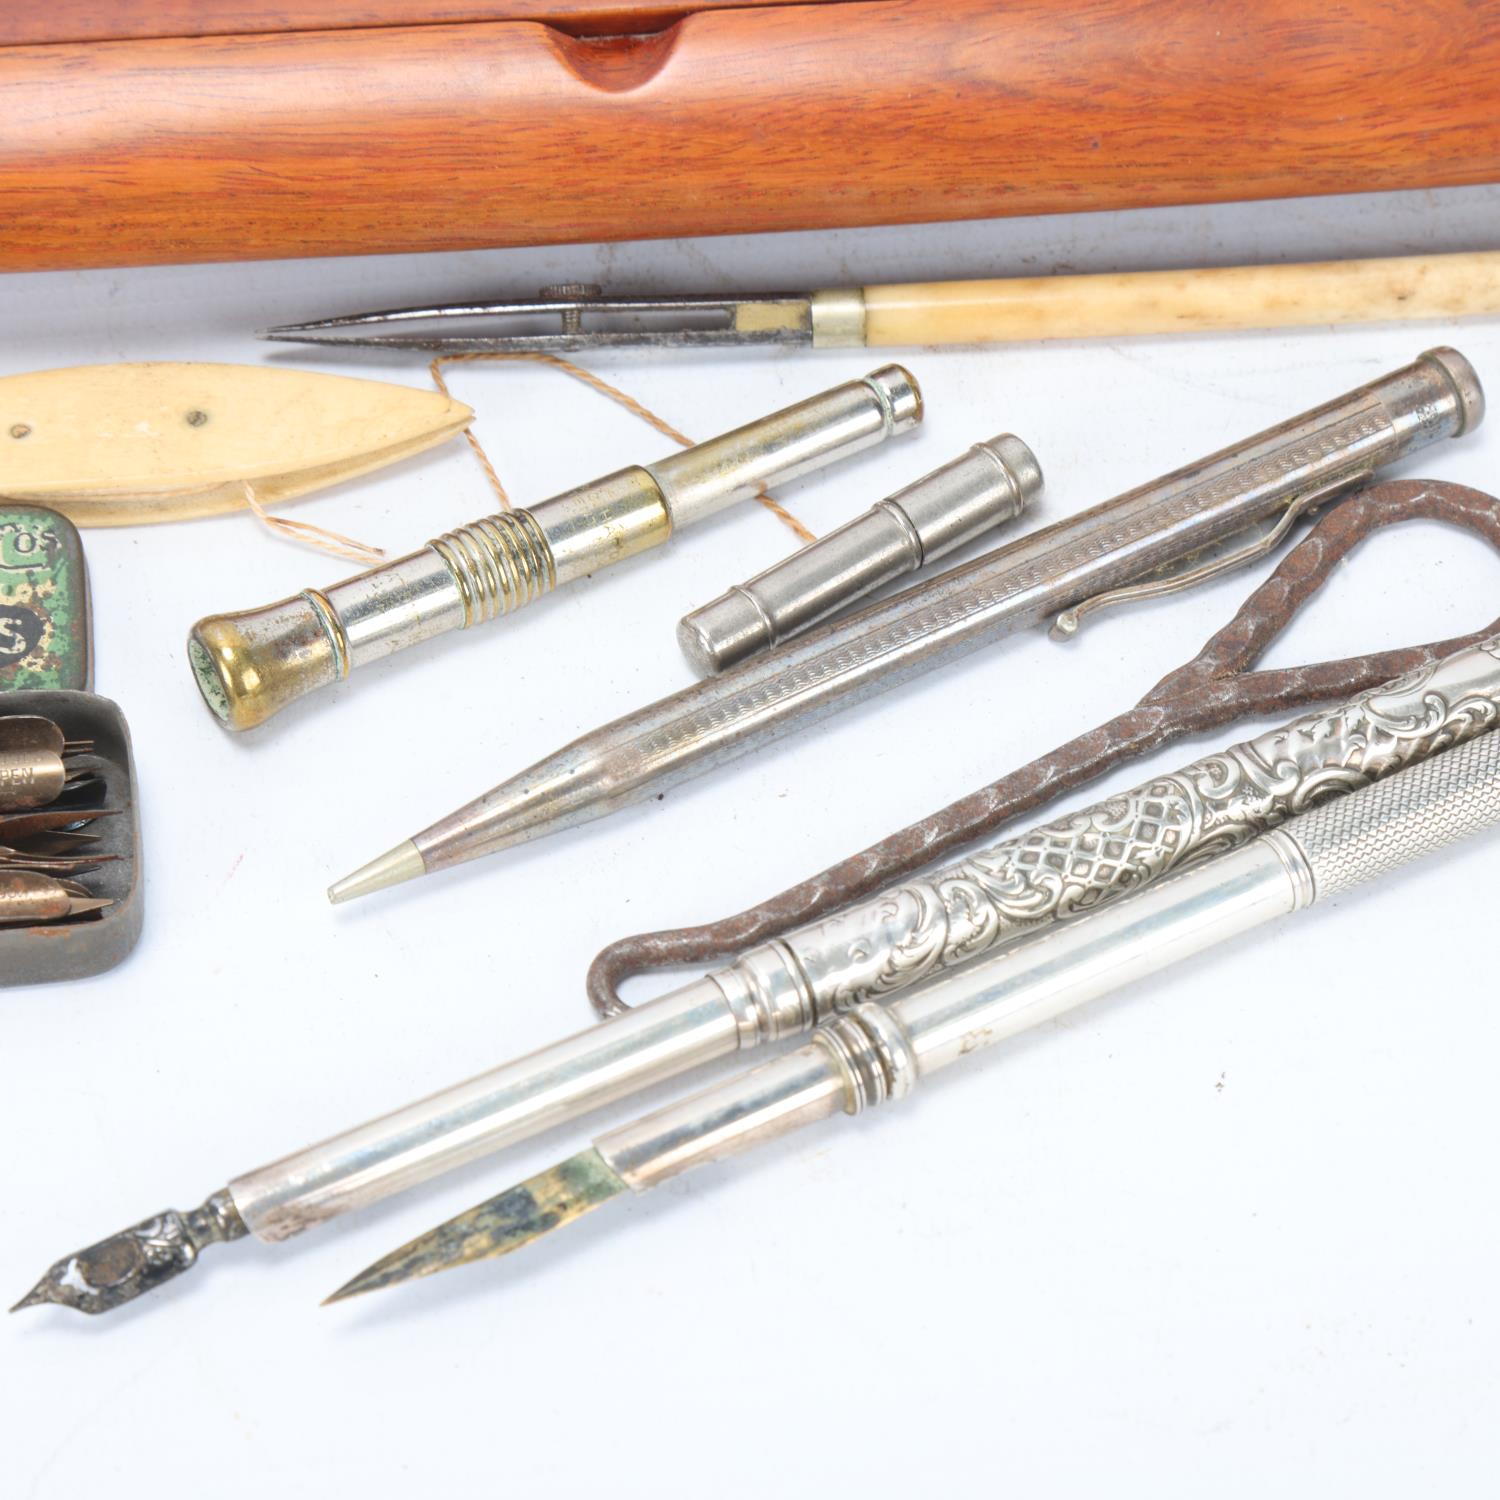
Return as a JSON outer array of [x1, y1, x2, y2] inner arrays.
[[185, 366, 922, 731]]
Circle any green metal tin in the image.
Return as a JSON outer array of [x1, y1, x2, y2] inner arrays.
[[0, 505, 91, 693]]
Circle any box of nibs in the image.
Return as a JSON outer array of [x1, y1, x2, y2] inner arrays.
[[0, 506, 141, 984]]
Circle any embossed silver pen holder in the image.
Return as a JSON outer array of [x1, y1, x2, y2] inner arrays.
[[187, 365, 922, 731], [587, 726, 1500, 1203]]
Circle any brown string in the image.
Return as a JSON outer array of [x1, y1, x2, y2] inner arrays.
[[429, 352, 816, 542], [240, 481, 388, 566], [245, 354, 817, 561], [586, 478, 1500, 1018]]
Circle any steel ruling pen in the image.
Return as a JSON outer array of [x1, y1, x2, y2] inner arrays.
[[327, 721, 1500, 1303], [329, 347, 1484, 904], [16, 636, 1498, 1316], [263, 253, 1500, 355]]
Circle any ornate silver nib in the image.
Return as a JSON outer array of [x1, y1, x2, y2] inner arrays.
[[323, 1149, 623, 1305], [11, 1190, 246, 1315]]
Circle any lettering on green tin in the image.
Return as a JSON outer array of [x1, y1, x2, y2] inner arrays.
[[0, 509, 83, 692], [0, 607, 45, 660], [0, 518, 62, 572]]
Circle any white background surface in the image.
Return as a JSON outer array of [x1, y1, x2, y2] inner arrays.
[[3, 187, 1499, 1497]]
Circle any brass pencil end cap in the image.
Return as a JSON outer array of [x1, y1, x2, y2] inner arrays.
[[188, 593, 342, 732]]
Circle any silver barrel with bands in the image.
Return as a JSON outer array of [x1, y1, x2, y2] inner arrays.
[[677, 435, 1041, 673]]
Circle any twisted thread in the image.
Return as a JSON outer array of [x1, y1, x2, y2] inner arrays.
[[430, 352, 816, 543]]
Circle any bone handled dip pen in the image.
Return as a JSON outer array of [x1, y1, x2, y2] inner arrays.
[[327, 723, 1500, 1303], [16, 633, 1500, 1316], [262, 252, 1500, 354], [330, 347, 1484, 904]]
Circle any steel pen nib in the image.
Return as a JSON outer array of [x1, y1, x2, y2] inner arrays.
[[12, 1190, 247, 1316], [324, 1148, 624, 1304]]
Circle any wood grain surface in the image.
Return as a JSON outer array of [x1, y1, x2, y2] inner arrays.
[[0, 0, 812, 45], [4, 0, 1498, 272]]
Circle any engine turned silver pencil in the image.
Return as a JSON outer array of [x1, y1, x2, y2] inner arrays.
[[329, 347, 1483, 904], [327, 723, 1500, 1303]]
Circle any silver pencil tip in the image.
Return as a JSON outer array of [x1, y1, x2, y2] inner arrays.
[[328, 840, 427, 905]]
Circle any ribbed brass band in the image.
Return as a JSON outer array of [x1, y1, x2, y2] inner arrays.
[[430, 509, 557, 628]]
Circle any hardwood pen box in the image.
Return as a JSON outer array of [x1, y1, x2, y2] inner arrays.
[[3, 0, 1499, 271]]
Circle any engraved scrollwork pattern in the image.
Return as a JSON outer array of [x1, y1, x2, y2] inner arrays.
[[788, 641, 1500, 1009]]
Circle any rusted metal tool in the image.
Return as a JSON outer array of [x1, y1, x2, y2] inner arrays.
[[328, 727, 1500, 1305], [587, 478, 1500, 1015], [330, 349, 1484, 905]]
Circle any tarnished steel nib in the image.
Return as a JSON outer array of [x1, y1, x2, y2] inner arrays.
[[324, 1148, 623, 1304], [12, 1190, 247, 1315], [327, 839, 425, 905]]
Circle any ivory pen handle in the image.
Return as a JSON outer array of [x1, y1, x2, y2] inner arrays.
[[857, 251, 1500, 346]]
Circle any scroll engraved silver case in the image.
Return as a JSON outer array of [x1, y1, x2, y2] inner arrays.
[[714, 635, 1500, 1035], [598, 726, 1500, 1195]]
